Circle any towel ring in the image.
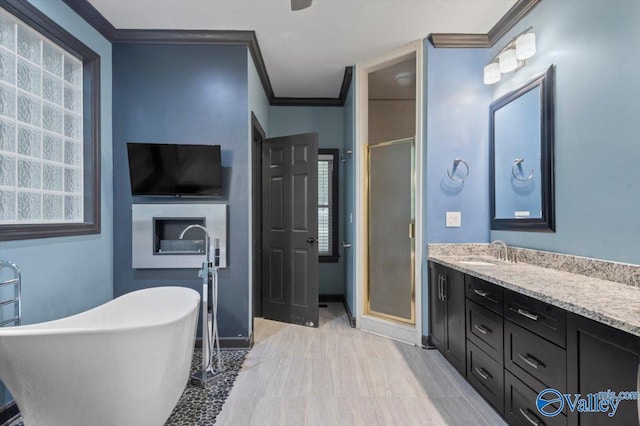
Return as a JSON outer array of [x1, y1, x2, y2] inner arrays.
[[446, 158, 469, 182], [512, 158, 534, 182]]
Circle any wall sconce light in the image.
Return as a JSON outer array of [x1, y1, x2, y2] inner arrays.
[[484, 27, 536, 85]]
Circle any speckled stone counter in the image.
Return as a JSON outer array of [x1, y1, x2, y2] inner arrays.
[[428, 247, 640, 338]]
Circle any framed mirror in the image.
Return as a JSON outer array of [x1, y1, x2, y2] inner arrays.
[[490, 65, 555, 232]]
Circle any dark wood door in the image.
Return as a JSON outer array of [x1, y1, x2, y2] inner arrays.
[[445, 268, 466, 375], [429, 262, 445, 351], [261, 133, 319, 327]]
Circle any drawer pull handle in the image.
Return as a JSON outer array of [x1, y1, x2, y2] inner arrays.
[[474, 324, 490, 335], [518, 353, 544, 369], [474, 367, 491, 380], [519, 407, 543, 426], [473, 288, 497, 303], [517, 308, 539, 321]]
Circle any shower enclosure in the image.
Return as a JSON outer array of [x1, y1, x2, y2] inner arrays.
[[366, 137, 415, 324]]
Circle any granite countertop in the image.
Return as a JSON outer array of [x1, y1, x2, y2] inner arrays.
[[428, 254, 640, 338]]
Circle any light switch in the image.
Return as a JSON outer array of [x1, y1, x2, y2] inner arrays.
[[446, 211, 461, 228]]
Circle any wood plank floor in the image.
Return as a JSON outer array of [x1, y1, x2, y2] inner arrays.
[[216, 303, 506, 425]]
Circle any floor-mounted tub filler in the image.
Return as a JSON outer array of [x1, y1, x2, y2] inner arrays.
[[0, 286, 200, 426]]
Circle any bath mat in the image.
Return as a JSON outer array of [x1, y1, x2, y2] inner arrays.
[[7, 349, 248, 426]]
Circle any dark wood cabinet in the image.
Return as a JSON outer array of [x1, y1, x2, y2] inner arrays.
[[504, 320, 567, 393], [429, 262, 466, 375], [467, 340, 505, 414], [467, 299, 504, 362], [504, 290, 566, 348], [567, 313, 640, 426], [429, 260, 640, 426], [505, 370, 567, 426], [466, 275, 504, 314]]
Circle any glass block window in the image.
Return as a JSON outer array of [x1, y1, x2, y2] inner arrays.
[[318, 150, 339, 261], [0, 7, 84, 225]]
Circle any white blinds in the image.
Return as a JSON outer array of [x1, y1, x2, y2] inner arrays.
[[318, 155, 333, 255]]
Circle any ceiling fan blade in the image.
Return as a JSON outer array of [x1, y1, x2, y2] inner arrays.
[[291, 0, 312, 11]]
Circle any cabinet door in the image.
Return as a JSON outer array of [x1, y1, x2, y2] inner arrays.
[[445, 267, 466, 375], [567, 313, 640, 426], [429, 262, 445, 352]]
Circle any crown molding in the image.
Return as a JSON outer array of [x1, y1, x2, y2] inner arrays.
[[61, 0, 352, 106], [62, 0, 116, 40], [429, 0, 541, 48], [488, 0, 541, 45], [428, 34, 490, 48]]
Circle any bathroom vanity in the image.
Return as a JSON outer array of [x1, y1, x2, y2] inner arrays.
[[427, 250, 640, 426]]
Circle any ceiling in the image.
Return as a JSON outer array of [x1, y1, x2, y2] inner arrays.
[[89, 0, 517, 99]]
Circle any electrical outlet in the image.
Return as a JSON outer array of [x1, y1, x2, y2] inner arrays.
[[446, 211, 461, 227]]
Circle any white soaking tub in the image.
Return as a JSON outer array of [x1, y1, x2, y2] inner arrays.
[[0, 286, 200, 426]]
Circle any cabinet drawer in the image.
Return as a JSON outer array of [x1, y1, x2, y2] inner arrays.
[[505, 370, 567, 426], [466, 275, 503, 314], [504, 290, 566, 347], [505, 320, 567, 392], [467, 299, 503, 363], [466, 340, 504, 414]]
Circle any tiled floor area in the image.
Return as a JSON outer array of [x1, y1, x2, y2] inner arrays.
[[7, 304, 505, 425], [216, 303, 506, 425]]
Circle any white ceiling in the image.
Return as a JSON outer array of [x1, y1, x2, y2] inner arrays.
[[89, 0, 516, 99]]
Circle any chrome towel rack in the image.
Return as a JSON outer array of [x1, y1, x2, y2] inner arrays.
[[512, 158, 534, 182], [0, 260, 21, 327], [446, 158, 470, 182]]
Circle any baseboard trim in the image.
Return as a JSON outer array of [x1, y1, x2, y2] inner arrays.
[[343, 299, 356, 328], [422, 335, 437, 350], [319, 294, 344, 303], [0, 401, 19, 426]]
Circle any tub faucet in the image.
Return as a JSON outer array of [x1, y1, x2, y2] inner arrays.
[[179, 224, 222, 386], [489, 240, 509, 261]]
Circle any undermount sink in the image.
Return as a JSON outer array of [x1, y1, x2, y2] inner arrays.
[[459, 260, 497, 266]]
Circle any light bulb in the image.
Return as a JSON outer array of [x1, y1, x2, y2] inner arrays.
[[516, 32, 536, 60], [483, 62, 501, 85], [499, 48, 518, 73]]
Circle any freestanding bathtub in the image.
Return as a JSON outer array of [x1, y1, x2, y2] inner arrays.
[[0, 286, 200, 426]]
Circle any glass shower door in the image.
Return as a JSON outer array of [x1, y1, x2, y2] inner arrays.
[[367, 138, 415, 324]]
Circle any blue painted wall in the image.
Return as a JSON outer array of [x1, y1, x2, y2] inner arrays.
[[490, 0, 640, 264], [343, 77, 356, 313], [0, 0, 113, 406], [422, 42, 492, 331], [112, 44, 250, 339], [268, 106, 346, 295], [424, 44, 492, 244]]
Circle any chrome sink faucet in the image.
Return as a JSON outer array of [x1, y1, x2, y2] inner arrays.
[[489, 240, 509, 262]]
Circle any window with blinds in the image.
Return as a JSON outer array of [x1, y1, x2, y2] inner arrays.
[[318, 150, 338, 261]]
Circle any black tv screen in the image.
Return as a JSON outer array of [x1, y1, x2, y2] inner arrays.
[[127, 143, 223, 197]]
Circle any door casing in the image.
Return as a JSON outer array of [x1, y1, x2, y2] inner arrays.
[[354, 40, 424, 345]]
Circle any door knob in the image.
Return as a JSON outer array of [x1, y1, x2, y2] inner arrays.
[[306, 237, 315, 244], [341, 241, 351, 248]]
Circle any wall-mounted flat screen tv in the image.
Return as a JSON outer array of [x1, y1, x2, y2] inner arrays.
[[127, 143, 223, 197]]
